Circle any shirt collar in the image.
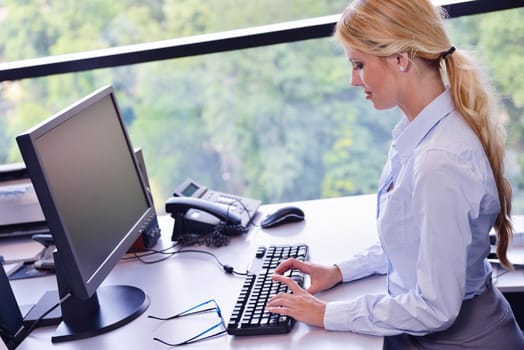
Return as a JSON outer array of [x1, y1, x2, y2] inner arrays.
[[392, 88, 455, 164]]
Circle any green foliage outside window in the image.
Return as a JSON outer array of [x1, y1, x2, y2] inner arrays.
[[1, 1, 524, 214]]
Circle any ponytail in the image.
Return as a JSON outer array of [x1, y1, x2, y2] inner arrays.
[[444, 51, 514, 270]]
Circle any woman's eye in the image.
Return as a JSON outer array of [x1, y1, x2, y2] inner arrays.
[[352, 62, 363, 70]]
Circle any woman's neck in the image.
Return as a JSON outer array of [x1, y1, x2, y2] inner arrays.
[[398, 63, 445, 121]]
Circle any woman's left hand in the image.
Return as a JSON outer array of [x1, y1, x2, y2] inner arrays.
[[266, 274, 327, 328]]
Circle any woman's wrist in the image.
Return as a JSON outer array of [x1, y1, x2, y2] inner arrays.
[[332, 264, 344, 285]]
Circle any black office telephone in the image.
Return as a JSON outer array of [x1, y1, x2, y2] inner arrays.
[[165, 178, 261, 246]]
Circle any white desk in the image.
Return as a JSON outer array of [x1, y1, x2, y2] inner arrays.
[[2, 194, 523, 349], [1, 195, 381, 350]]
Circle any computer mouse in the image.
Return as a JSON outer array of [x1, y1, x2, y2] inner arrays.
[[260, 206, 305, 229]]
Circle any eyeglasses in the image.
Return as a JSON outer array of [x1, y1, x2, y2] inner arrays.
[[148, 299, 227, 346]]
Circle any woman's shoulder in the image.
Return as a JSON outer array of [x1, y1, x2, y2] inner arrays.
[[413, 111, 492, 176], [419, 110, 483, 156]]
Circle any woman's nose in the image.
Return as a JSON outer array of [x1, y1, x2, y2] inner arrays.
[[351, 70, 361, 87]]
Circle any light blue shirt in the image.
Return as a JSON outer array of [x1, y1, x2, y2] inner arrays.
[[324, 89, 499, 336]]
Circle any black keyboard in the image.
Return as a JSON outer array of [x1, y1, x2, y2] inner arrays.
[[226, 244, 309, 336]]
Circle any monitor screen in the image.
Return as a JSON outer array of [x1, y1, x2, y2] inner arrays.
[[16, 85, 152, 342]]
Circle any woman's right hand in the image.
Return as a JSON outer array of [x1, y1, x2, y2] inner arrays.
[[273, 258, 343, 294]]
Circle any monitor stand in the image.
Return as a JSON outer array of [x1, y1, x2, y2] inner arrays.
[[50, 252, 150, 343]]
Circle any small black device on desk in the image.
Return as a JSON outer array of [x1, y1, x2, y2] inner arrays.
[[166, 178, 261, 243], [260, 206, 305, 228]]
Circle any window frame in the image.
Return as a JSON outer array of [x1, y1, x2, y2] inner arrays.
[[0, 0, 522, 82]]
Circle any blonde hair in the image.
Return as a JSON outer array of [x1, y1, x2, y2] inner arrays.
[[335, 0, 513, 269]]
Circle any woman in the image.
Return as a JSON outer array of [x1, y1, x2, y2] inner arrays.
[[266, 0, 524, 348]]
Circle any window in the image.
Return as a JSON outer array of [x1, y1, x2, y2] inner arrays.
[[1, 2, 524, 213]]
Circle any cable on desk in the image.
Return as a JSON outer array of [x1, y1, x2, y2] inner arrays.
[[3, 292, 73, 348], [0, 323, 18, 350], [22, 292, 72, 338], [123, 243, 179, 264], [126, 244, 249, 276], [173, 249, 249, 276]]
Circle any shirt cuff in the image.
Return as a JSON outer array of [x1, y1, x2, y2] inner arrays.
[[324, 301, 353, 331], [335, 243, 387, 282]]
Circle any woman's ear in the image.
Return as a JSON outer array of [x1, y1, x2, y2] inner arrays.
[[395, 52, 410, 73]]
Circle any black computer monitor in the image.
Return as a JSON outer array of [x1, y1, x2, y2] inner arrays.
[[16, 85, 153, 342]]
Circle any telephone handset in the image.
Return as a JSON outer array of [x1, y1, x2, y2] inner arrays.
[[165, 178, 261, 246], [166, 197, 242, 226]]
